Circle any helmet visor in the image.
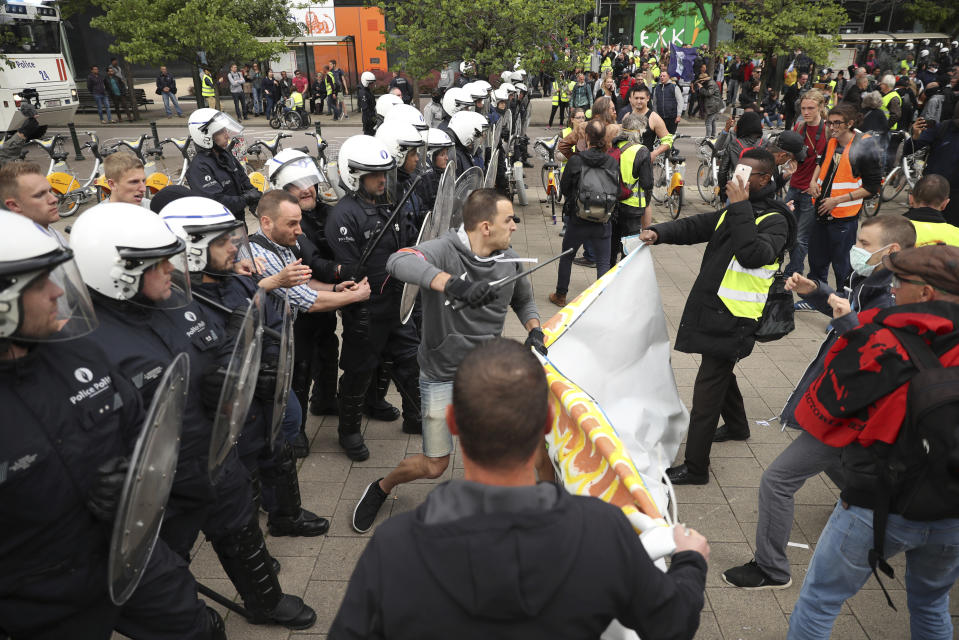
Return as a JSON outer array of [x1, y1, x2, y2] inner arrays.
[[121, 243, 193, 309], [270, 156, 323, 191], [4, 257, 98, 342], [202, 224, 256, 278], [205, 112, 244, 142]]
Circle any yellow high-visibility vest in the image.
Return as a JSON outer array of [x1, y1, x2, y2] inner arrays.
[[881, 90, 901, 130], [618, 141, 647, 209], [913, 220, 959, 247], [715, 210, 781, 319], [201, 74, 215, 98]]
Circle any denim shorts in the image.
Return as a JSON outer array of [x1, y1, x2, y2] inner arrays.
[[420, 376, 454, 458]]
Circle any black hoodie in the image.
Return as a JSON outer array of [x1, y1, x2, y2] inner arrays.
[[331, 481, 707, 640]]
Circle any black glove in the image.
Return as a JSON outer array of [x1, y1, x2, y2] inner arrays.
[[243, 189, 262, 206], [525, 327, 548, 356], [255, 362, 277, 402], [346, 262, 367, 282], [87, 456, 130, 522], [201, 365, 228, 416], [444, 277, 496, 309]]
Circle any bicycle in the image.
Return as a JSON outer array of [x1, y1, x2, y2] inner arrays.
[[268, 99, 309, 131], [880, 132, 927, 203], [533, 135, 562, 225], [111, 133, 180, 196], [156, 136, 194, 188], [651, 134, 689, 220], [694, 136, 722, 208], [26, 132, 106, 217], [310, 127, 340, 203], [243, 132, 292, 192]]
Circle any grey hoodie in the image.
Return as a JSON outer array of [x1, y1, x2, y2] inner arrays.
[[386, 229, 539, 381]]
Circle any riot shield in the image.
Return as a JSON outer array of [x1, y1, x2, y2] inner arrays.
[[108, 352, 190, 605], [431, 163, 458, 238], [450, 166, 484, 231], [492, 117, 504, 152], [208, 290, 264, 478], [484, 146, 499, 189], [399, 209, 432, 324], [522, 103, 532, 138], [269, 296, 294, 451]]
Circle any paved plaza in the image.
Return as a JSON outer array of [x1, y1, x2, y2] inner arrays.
[[57, 109, 956, 639]]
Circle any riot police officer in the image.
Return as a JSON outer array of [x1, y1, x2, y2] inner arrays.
[[448, 110, 489, 177], [439, 86, 473, 131], [185, 108, 261, 222], [358, 71, 377, 136], [0, 210, 224, 639], [70, 203, 316, 630], [325, 136, 423, 461], [159, 195, 330, 539]]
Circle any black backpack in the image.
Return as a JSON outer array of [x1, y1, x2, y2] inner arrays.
[[862, 327, 959, 609], [576, 161, 619, 224]]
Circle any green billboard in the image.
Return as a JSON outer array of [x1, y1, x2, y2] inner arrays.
[[633, 3, 709, 49]]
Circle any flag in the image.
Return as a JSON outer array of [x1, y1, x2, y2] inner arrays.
[[668, 44, 698, 83], [540, 244, 689, 532]]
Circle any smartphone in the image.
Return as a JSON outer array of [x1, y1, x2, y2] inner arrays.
[[733, 163, 752, 185]]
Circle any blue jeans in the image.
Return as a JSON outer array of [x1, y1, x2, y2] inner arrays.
[[783, 187, 815, 277], [555, 216, 611, 295], [789, 501, 959, 640], [251, 86, 261, 115], [327, 95, 341, 119], [807, 215, 858, 289], [161, 91, 182, 116], [94, 93, 112, 122], [264, 96, 275, 120]]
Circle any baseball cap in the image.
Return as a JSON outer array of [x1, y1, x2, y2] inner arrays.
[[767, 131, 807, 163], [882, 244, 959, 295]]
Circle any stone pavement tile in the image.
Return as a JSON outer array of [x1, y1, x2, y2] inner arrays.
[[326, 497, 391, 538], [748, 442, 789, 468], [848, 588, 910, 638], [673, 478, 728, 505], [740, 424, 791, 444], [706, 586, 789, 638], [297, 453, 352, 484], [740, 366, 794, 388], [710, 440, 754, 458], [742, 396, 774, 419], [684, 503, 746, 543], [711, 457, 763, 487], [263, 529, 328, 558], [351, 439, 411, 468], [275, 555, 318, 597], [191, 542, 230, 580], [341, 466, 396, 500], [312, 537, 369, 582], [693, 611, 723, 638], [722, 485, 760, 523], [703, 541, 753, 588], [310, 426, 341, 452], [296, 480, 341, 517], [389, 482, 437, 517], [793, 504, 835, 546], [301, 580, 348, 635], [362, 419, 410, 440]]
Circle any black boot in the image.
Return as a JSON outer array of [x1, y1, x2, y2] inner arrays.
[[338, 371, 371, 461], [265, 444, 330, 537], [207, 606, 227, 640], [391, 358, 423, 435], [290, 355, 313, 457], [211, 522, 316, 630], [364, 363, 401, 421]]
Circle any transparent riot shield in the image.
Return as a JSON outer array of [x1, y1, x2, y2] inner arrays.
[[484, 146, 499, 189], [431, 163, 458, 238], [450, 166, 484, 231], [108, 352, 190, 605], [269, 296, 294, 451], [399, 209, 434, 324], [208, 290, 264, 478]]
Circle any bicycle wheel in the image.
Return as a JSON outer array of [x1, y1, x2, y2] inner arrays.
[[651, 161, 667, 203], [880, 166, 905, 202], [696, 162, 714, 204], [669, 186, 683, 220], [58, 191, 81, 218], [284, 111, 303, 130], [862, 194, 882, 218], [269, 112, 282, 129]]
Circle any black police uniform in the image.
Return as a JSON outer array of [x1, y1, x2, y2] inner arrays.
[[0, 338, 217, 640], [325, 192, 423, 456], [453, 143, 478, 178], [358, 85, 376, 136], [192, 275, 329, 539], [187, 147, 257, 221], [87, 296, 312, 627]]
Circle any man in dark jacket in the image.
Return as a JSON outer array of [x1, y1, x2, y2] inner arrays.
[[788, 244, 959, 639], [639, 149, 792, 485], [722, 214, 914, 591], [156, 66, 183, 118], [331, 338, 710, 640], [87, 66, 113, 124], [548, 120, 620, 307], [261, 71, 280, 118], [105, 67, 131, 122], [388, 71, 413, 104]]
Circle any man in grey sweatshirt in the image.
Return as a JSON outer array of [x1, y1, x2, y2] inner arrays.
[[351, 188, 547, 533]]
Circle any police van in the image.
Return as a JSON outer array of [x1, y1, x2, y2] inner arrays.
[[0, 0, 78, 134]]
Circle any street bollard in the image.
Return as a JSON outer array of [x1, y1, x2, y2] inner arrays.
[[314, 121, 323, 136], [67, 122, 85, 161], [150, 121, 161, 153]]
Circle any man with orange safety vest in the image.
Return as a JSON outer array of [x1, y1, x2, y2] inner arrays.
[[806, 104, 882, 289]]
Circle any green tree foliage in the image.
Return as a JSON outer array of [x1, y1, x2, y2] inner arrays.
[[903, 0, 959, 36], [725, 0, 847, 65], [643, 0, 729, 66], [372, 0, 601, 81]]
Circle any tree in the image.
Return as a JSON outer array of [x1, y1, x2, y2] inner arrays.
[[643, 0, 731, 72], [903, 0, 959, 37], [373, 0, 599, 85]]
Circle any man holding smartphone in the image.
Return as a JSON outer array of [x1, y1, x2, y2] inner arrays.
[[910, 101, 959, 225], [638, 149, 793, 485]]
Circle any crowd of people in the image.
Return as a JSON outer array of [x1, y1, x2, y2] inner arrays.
[[4, 33, 959, 640]]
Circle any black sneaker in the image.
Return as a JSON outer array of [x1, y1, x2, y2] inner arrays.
[[722, 560, 792, 589], [353, 479, 389, 533]]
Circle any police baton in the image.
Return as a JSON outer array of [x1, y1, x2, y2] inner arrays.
[[352, 173, 424, 278], [192, 291, 282, 340], [449, 248, 574, 311]]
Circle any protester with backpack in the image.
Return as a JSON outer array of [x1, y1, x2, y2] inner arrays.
[[788, 243, 959, 640], [722, 214, 915, 592], [548, 120, 620, 307], [714, 111, 764, 202]]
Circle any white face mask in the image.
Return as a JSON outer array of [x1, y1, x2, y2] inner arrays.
[[849, 244, 891, 277]]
